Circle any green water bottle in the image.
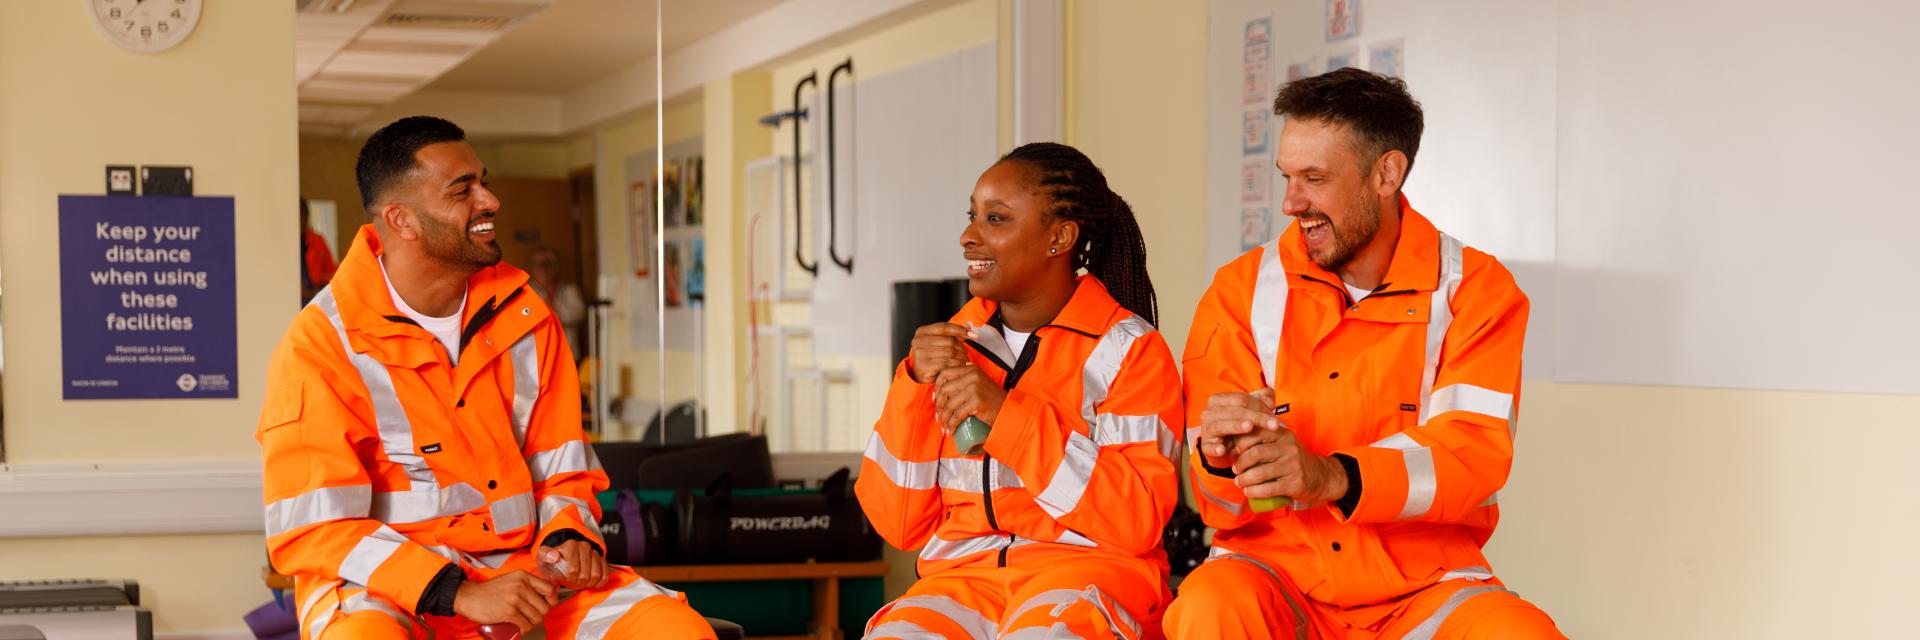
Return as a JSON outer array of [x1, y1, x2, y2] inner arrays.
[[1248, 496, 1289, 512], [954, 416, 993, 455]]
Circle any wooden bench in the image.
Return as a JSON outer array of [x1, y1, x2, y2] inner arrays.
[[636, 561, 889, 640]]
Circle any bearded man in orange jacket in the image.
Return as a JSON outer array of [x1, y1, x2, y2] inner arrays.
[[257, 116, 713, 639], [1163, 69, 1563, 639]]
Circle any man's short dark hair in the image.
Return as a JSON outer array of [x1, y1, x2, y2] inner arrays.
[[1273, 68, 1424, 179], [355, 116, 466, 210]]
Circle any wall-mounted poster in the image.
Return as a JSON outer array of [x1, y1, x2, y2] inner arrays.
[[684, 156, 704, 226], [1288, 61, 1314, 82], [1327, 0, 1359, 42], [1369, 38, 1405, 78], [628, 179, 653, 278], [663, 159, 685, 228], [1327, 48, 1357, 71], [59, 195, 237, 399], [663, 240, 684, 308]]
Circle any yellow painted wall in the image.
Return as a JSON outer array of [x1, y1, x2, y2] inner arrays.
[[1069, 0, 1209, 354], [0, 0, 297, 633]]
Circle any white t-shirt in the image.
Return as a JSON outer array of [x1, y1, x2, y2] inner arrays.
[[381, 258, 467, 364], [1345, 282, 1373, 304], [1004, 327, 1033, 360]]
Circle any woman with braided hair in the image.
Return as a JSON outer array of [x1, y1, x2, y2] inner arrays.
[[855, 142, 1183, 639]]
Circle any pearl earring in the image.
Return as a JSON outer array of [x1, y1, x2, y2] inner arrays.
[[1049, 247, 1058, 254]]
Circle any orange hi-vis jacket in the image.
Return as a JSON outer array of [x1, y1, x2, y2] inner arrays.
[[857, 276, 1185, 578], [258, 225, 605, 614], [1183, 199, 1530, 609]]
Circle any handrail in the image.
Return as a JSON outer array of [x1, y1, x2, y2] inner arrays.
[[791, 71, 819, 276], [825, 57, 856, 273]]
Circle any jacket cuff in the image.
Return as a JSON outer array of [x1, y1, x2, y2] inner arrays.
[[1332, 445, 1415, 524], [541, 528, 604, 556], [1330, 453, 1363, 518], [415, 563, 466, 617]]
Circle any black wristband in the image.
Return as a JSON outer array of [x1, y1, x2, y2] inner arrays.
[[1195, 438, 1238, 479], [416, 563, 465, 617], [1331, 453, 1363, 518], [541, 529, 604, 556]]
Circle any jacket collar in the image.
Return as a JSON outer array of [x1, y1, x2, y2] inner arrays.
[[328, 225, 532, 342], [1277, 193, 1441, 294], [958, 274, 1128, 339]]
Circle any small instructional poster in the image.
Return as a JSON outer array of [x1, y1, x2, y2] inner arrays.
[[59, 195, 237, 399], [1239, 15, 1277, 251], [1370, 38, 1405, 78]]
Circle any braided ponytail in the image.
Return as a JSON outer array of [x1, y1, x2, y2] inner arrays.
[[1001, 143, 1159, 327]]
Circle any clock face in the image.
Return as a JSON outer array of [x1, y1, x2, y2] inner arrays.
[[91, 0, 202, 53]]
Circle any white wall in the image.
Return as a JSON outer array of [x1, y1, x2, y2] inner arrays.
[[1202, 0, 1920, 636]]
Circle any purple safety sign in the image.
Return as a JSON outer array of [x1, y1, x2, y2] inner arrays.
[[59, 195, 237, 399]]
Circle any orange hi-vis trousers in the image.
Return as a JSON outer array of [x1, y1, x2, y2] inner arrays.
[[1163, 551, 1560, 640], [866, 554, 1169, 640], [293, 549, 715, 639]]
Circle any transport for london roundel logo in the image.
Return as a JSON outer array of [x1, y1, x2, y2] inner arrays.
[[176, 373, 198, 392]]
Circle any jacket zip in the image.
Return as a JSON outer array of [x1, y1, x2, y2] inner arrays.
[[979, 332, 1041, 568]]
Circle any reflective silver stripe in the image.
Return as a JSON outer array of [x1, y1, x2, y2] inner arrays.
[[527, 440, 600, 483], [1093, 413, 1179, 462], [919, 532, 1033, 562], [1003, 586, 1139, 639], [1428, 383, 1513, 424], [1441, 566, 1494, 581], [1053, 529, 1098, 548], [299, 580, 339, 640], [539, 495, 593, 530], [490, 492, 535, 533], [869, 620, 943, 640], [313, 288, 434, 488], [1250, 238, 1288, 386], [1402, 585, 1509, 640], [1481, 492, 1499, 507], [1077, 315, 1151, 427], [1033, 430, 1100, 519], [1000, 627, 1082, 640], [337, 526, 408, 586], [863, 432, 939, 491], [507, 333, 540, 449], [370, 482, 485, 524], [1194, 473, 1247, 516], [879, 595, 997, 640], [339, 589, 412, 634], [937, 457, 1024, 493], [1372, 433, 1437, 520], [575, 577, 679, 639], [1416, 233, 1465, 427], [265, 485, 371, 537]]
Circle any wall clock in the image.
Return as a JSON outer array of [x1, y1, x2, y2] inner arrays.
[[91, 0, 202, 53]]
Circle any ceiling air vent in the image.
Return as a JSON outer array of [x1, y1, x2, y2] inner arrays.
[[380, 12, 514, 31]]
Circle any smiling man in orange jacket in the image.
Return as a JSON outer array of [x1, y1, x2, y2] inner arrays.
[[1163, 69, 1562, 639], [257, 116, 713, 639]]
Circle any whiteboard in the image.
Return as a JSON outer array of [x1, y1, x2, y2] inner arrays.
[[809, 44, 998, 358], [1207, 0, 1920, 394], [1553, 0, 1920, 394]]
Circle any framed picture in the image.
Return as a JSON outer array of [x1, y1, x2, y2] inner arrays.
[[628, 179, 653, 278]]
